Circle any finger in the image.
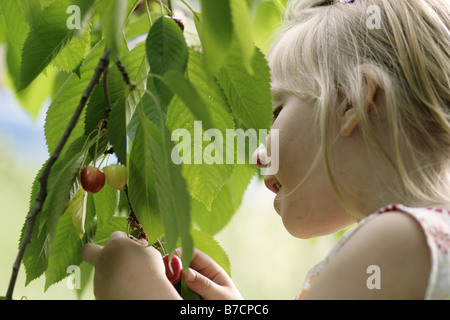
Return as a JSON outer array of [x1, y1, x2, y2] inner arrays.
[[109, 230, 149, 247], [183, 268, 223, 300], [80, 243, 103, 266], [176, 248, 232, 287], [137, 238, 149, 246], [108, 231, 129, 242]]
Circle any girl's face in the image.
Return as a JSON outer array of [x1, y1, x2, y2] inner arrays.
[[256, 89, 356, 239]]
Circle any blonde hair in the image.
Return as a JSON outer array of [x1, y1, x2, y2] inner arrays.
[[268, 0, 450, 216]]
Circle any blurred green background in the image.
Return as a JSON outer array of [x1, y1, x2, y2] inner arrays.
[[0, 0, 338, 300]]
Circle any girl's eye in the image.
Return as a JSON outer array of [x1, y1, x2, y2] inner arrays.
[[272, 105, 283, 123]]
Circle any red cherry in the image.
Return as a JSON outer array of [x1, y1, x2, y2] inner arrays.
[[162, 254, 183, 285], [80, 166, 105, 193], [170, 17, 184, 32]]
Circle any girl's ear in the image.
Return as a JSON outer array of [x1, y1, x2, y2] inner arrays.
[[340, 73, 378, 137], [341, 108, 359, 137]]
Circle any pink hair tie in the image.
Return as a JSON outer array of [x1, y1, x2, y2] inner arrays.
[[340, 0, 355, 3]]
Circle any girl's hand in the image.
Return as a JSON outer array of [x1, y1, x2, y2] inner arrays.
[[80, 231, 181, 300], [178, 248, 243, 300]]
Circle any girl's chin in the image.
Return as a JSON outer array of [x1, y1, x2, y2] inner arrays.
[[281, 209, 355, 239], [273, 198, 281, 215], [275, 204, 313, 238]]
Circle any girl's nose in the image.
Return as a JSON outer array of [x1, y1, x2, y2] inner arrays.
[[252, 144, 269, 169]]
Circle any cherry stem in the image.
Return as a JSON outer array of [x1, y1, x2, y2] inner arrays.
[[144, 0, 153, 26], [93, 122, 102, 167], [124, 185, 149, 241], [179, 0, 195, 15], [167, 0, 173, 16]]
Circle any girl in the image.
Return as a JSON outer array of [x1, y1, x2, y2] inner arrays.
[[80, 0, 450, 299]]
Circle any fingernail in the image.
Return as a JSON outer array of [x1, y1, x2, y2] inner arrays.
[[138, 238, 148, 246], [186, 269, 196, 282]]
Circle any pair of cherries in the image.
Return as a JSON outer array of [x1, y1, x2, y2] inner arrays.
[[80, 164, 127, 193]]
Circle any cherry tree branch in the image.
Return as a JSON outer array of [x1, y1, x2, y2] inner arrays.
[[5, 48, 110, 300], [103, 63, 113, 120], [115, 59, 135, 90]]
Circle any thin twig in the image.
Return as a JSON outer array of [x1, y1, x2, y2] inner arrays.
[[103, 63, 112, 120], [115, 59, 135, 90], [5, 48, 110, 300]]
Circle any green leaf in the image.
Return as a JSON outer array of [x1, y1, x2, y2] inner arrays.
[[192, 164, 256, 235], [107, 99, 128, 165], [100, 0, 128, 58], [94, 216, 128, 245], [67, 187, 87, 239], [163, 70, 217, 132], [1, 0, 54, 116], [106, 42, 147, 166], [44, 212, 82, 290], [22, 144, 86, 284], [22, 212, 50, 285], [127, 77, 162, 140], [136, 109, 193, 268], [93, 184, 119, 227], [200, 0, 233, 76], [86, 41, 148, 147], [21, 0, 41, 29], [252, 0, 283, 53], [44, 193, 96, 290], [40, 151, 85, 246], [19, 0, 95, 90], [0, 0, 30, 90], [146, 16, 189, 110], [192, 229, 231, 276], [20, 160, 59, 285], [166, 50, 235, 210], [45, 40, 106, 156], [146, 16, 188, 77], [128, 119, 165, 244], [230, 0, 255, 73], [217, 40, 272, 132], [52, 24, 91, 73]]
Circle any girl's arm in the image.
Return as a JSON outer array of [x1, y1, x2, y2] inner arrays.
[[302, 212, 431, 300]]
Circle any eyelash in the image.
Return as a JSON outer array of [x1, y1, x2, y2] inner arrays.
[[272, 105, 283, 123]]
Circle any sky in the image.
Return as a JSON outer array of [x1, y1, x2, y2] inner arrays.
[[0, 87, 49, 170]]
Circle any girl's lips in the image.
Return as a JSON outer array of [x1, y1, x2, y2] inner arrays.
[[274, 181, 282, 193]]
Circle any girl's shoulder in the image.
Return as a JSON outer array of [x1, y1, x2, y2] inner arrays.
[[297, 204, 450, 300]]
